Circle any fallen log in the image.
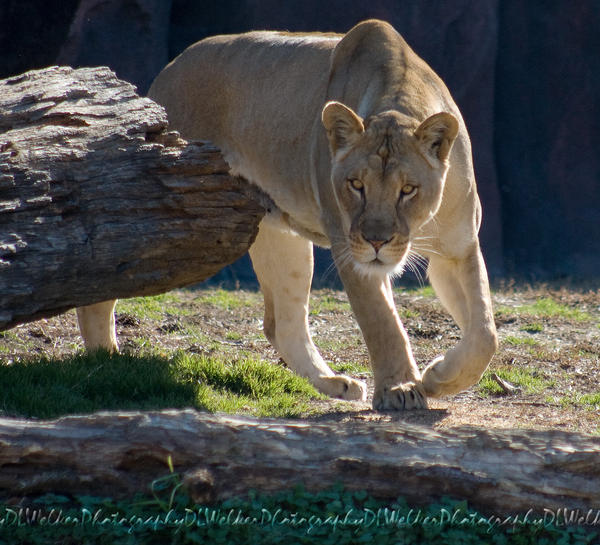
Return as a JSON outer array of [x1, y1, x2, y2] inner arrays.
[[0, 66, 269, 331], [0, 409, 598, 515]]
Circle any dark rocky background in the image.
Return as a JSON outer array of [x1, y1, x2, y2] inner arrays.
[[2, 0, 598, 283]]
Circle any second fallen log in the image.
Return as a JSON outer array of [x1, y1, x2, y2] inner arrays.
[[0, 66, 270, 331]]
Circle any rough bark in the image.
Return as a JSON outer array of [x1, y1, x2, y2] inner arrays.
[[0, 409, 598, 514], [0, 66, 269, 331]]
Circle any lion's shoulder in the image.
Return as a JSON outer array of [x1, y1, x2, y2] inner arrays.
[[331, 19, 411, 62]]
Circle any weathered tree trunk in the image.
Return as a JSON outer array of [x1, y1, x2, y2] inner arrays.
[[0, 409, 598, 514], [0, 66, 269, 331]]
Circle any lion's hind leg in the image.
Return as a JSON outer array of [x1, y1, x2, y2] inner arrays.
[[76, 300, 118, 352], [249, 219, 367, 401]]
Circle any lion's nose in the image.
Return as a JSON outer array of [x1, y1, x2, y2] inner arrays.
[[366, 238, 391, 252]]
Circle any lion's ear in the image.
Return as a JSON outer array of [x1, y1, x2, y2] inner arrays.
[[414, 112, 459, 165], [322, 101, 364, 154]]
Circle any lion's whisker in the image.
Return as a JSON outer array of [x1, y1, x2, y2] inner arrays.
[[404, 251, 427, 286], [411, 244, 443, 257]]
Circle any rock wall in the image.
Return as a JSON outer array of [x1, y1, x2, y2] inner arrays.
[[495, 2, 600, 278], [1, 0, 598, 280], [57, 0, 171, 95]]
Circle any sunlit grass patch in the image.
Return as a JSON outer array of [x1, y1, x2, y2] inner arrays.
[[178, 353, 317, 398], [479, 366, 555, 396], [196, 289, 260, 311], [182, 325, 213, 344], [520, 322, 544, 333], [117, 292, 191, 320], [399, 308, 420, 319], [309, 293, 351, 315], [0, 351, 324, 419], [559, 392, 600, 411], [396, 285, 435, 298], [0, 330, 20, 342], [504, 335, 539, 347], [329, 361, 371, 376], [314, 337, 359, 352], [0, 329, 36, 353], [496, 297, 592, 322], [177, 352, 325, 417]]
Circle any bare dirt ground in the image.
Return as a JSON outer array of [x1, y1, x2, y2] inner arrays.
[[1, 284, 599, 434]]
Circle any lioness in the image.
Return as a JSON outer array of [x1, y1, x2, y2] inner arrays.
[[77, 20, 497, 409]]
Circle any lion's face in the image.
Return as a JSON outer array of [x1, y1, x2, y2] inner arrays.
[[322, 102, 459, 276]]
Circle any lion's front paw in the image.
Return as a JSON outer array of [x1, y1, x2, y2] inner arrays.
[[421, 355, 447, 397], [421, 355, 483, 398], [372, 382, 428, 410], [319, 375, 367, 401]]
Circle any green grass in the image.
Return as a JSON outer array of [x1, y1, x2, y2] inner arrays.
[[179, 352, 324, 416], [197, 289, 260, 311], [559, 392, 600, 410], [479, 366, 555, 396], [503, 335, 539, 347], [520, 322, 544, 333], [329, 361, 371, 376], [182, 325, 214, 345], [0, 329, 35, 353], [117, 292, 191, 320], [0, 351, 323, 419], [309, 294, 351, 315], [0, 330, 19, 342], [314, 337, 359, 352], [399, 308, 420, 319], [396, 285, 435, 297], [496, 297, 592, 322], [117, 290, 262, 319]]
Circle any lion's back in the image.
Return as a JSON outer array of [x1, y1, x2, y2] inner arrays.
[[149, 32, 339, 148]]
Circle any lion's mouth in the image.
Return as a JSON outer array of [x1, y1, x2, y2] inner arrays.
[[350, 255, 402, 278], [349, 243, 411, 278]]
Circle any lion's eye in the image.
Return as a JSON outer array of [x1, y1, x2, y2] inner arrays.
[[400, 184, 417, 198], [348, 179, 364, 192]]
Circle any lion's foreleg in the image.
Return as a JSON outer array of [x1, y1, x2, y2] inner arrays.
[[249, 219, 366, 401], [422, 245, 498, 397], [335, 259, 427, 410]]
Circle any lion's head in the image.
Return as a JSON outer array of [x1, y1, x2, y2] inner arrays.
[[322, 101, 458, 277]]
